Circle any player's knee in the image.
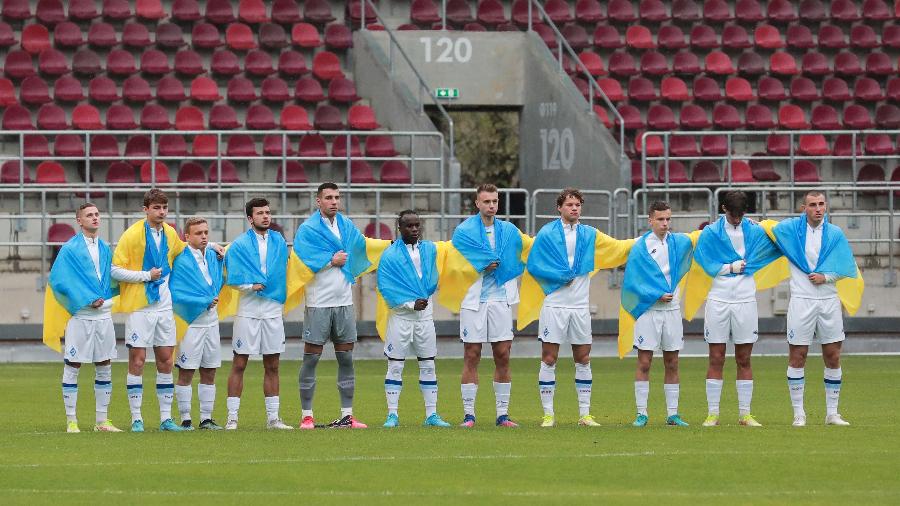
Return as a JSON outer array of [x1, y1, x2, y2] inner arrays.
[[735, 354, 751, 370], [664, 358, 679, 372]]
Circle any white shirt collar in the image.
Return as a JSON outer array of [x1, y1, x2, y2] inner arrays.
[[82, 234, 98, 245], [560, 218, 578, 231], [405, 241, 417, 251], [254, 230, 268, 241], [807, 220, 824, 232]]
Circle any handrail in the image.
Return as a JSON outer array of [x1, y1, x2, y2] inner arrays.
[[360, 2, 456, 164], [530, 189, 613, 235]]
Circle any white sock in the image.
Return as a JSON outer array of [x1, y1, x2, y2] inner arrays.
[[664, 383, 680, 417], [301, 409, 313, 418], [418, 360, 438, 418], [226, 396, 240, 421], [706, 379, 723, 415], [574, 362, 592, 417], [461, 383, 477, 417], [340, 407, 353, 418], [538, 362, 556, 416], [94, 365, 112, 424], [385, 360, 404, 415], [787, 366, 805, 417], [493, 381, 511, 418], [175, 384, 193, 422], [126, 373, 143, 422], [736, 380, 754, 417], [156, 372, 174, 422], [824, 367, 842, 416], [62, 364, 79, 422], [264, 396, 280, 422], [198, 383, 216, 421], [634, 380, 649, 416]]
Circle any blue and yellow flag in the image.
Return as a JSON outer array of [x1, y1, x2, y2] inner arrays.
[[437, 216, 532, 313], [683, 216, 789, 320], [518, 222, 633, 331], [112, 220, 184, 313], [618, 232, 694, 358], [171, 247, 224, 341], [761, 216, 864, 315], [374, 240, 447, 339], [43, 234, 119, 351], [294, 211, 375, 282]]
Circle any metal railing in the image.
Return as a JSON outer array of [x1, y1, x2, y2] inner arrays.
[[531, 189, 613, 236], [360, 2, 456, 163]]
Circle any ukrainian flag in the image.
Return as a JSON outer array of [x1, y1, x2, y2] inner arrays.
[[760, 216, 864, 315], [518, 220, 634, 331], [683, 216, 789, 321], [43, 234, 118, 352], [170, 246, 224, 341], [374, 240, 445, 339], [111, 220, 184, 314]]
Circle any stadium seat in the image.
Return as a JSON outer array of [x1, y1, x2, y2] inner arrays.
[[533, 24, 557, 48], [668, 135, 699, 157], [722, 24, 751, 50], [798, 0, 827, 21], [0, 20, 12, 47], [799, 134, 830, 156], [292, 22, 322, 48], [693, 76, 722, 101], [281, 105, 312, 130], [793, 161, 820, 183], [314, 104, 345, 130], [855, 77, 885, 102], [47, 224, 76, 246], [4, 49, 35, 79], [261, 77, 291, 103], [381, 161, 412, 184], [0, 77, 13, 106], [637, 51, 667, 76], [865, 135, 894, 155], [226, 23, 256, 50], [655, 160, 688, 184], [20, 76, 51, 105], [324, 23, 352, 50], [713, 103, 742, 128], [626, 25, 654, 49], [36, 50, 67, 78], [278, 51, 308, 77], [36, 161, 65, 183], [140, 160, 171, 184], [106, 105, 137, 130], [158, 135, 188, 157], [866, 53, 894, 76], [332, 134, 362, 158], [607, 0, 637, 22], [53, 21, 84, 48], [37, 103, 67, 129], [275, 160, 307, 183], [657, 25, 687, 50], [312, 51, 344, 80], [764, 134, 789, 155], [628, 77, 657, 101], [673, 0, 702, 21], [835, 52, 864, 76], [411, 0, 440, 24], [157, 23, 186, 49], [833, 135, 862, 157], [141, 104, 171, 130], [2, 104, 33, 130], [295, 77, 326, 102], [883, 25, 900, 49], [171, 0, 201, 21], [735, 0, 764, 22], [227, 76, 257, 103], [239, 0, 268, 23], [729, 160, 755, 183], [725, 77, 753, 102], [87, 21, 118, 48], [122, 75, 152, 103], [690, 24, 718, 49], [594, 25, 623, 49], [105, 161, 136, 184], [107, 49, 136, 77], [176, 162, 205, 184], [817, 25, 846, 50], [758, 77, 787, 101], [692, 161, 721, 183], [844, 105, 874, 129], [615, 104, 643, 130], [245, 50, 275, 77], [703, 0, 732, 22], [754, 24, 783, 49], [636, 132, 663, 157], [205, 0, 235, 24], [607, 51, 637, 77], [87, 76, 117, 103], [701, 135, 729, 156], [346, 0, 377, 26], [304, 0, 336, 23], [175, 106, 204, 130], [210, 50, 240, 76], [347, 160, 376, 184], [124, 135, 151, 166], [2, 0, 32, 21], [72, 104, 102, 130], [172, 50, 203, 76], [822, 77, 851, 102], [680, 104, 711, 129], [298, 134, 328, 162], [191, 77, 222, 102], [259, 23, 288, 50], [89, 134, 119, 157], [192, 23, 222, 49], [800, 52, 830, 77], [576, 50, 606, 76], [209, 104, 239, 129], [136, 0, 165, 20], [673, 50, 701, 74], [327, 77, 358, 103], [191, 134, 218, 156], [786, 24, 814, 50], [749, 156, 781, 181], [779, 104, 809, 129], [661, 77, 689, 101], [140, 50, 170, 75], [639, 0, 669, 21], [767, 0, 796, 22], [811, 104, 841, 130], [745, 104, 775, 129], [790, 77, 819, 102], [208, 160, 241, 184], [72, 49, 102, 77], [562, 24, 590, 50], [864, 0, 892, 20], [850, 25, 879, 50], [366, 135, 398, 157], [831, 0, 860, 21], [770, 52, 798, 76], [737, 50, 765, 76], [704, 51, 733, 75], [631, 160, 656, 186], [262, 133, 294, 156], [36, 0, 65, 26], [243, 104, 275, 130], [155, 76, 185, 103], [123, 22, 152, 48], [593, 106, 612, 128], [887, 78, 900, 102], [574, 0, 605, 23], [24, 134, 50, 157], [54, 134, 84, 157], [226, 134, 258, 157], [876, 104, 900, 129]]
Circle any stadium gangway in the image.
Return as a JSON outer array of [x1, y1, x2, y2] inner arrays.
[[638, 129, 900, 189], [712, 185, 900, 286], [358, 2, 456, 165], [531, 189, 614, 237], [631, 187, 716, 238], [0, 186, 529, 285]]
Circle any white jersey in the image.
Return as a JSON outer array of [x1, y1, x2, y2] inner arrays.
[[236, 230, 283, 319], [646, 232, 681, 311], [304, 215, 354, 308], [707, 221, 757, 303], [390, 242, 433, 322], [75, 234, 148, 320], [788, 221, 839, 300], [543, 220, 591, 309]]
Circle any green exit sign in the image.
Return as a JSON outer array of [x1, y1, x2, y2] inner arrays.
[[434, 88, 459, 99]]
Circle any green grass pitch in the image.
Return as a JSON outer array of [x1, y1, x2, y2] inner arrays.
[[1, 355, 899, 505]]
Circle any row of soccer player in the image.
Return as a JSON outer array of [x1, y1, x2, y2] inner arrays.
[[46, 183, 861, 432]]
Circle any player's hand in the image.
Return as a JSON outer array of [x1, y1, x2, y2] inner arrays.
[[208, 297, 219, 309], [730, 260, 746, 274], [252, 283, 265, 292], [414, 298, 428, 311], [331, 251, 348, 267], [809, 273, 826, 285], [485, 261, 499, 273], [90, 298, 104, 308], [211, 243, 225, 259], [149, 267, 162, 281], [659, 293, 674, 303]]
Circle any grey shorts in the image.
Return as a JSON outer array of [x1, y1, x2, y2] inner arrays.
[[302, 306, 357, 345]]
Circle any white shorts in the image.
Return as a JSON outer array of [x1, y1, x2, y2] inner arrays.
[[459, 301, 514, 343], [176, 324, 222, 369], [232, 315, 285, 355], [63, 317, 117, 364], [125, 311, 176, 348], [704, 300, 759, 345], [633, 309, 684, 352], [384, 316, 437, 360], [787, 297, 845, 346], [538, 306, 592, 345]]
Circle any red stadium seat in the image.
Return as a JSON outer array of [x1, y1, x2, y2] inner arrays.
[[124, 135, 151, 166], [140, 104, 171, 130], [640, 0, 669, 21], [672, 0, 701, 21], [0, 77, 13, 106], [593, 106, 612, 128], [366, 135, 398, 157], [208, 160, 241, 184], [411, 0, 440, 24], [211, 50, 240, 76], [87, 76, 116, 104], [239, 0, 268, 23], [645, 105, 675, 130], [628, 77, 657, 101], [786, 25, 814, 50], [766, 0, 796, 22], [713, 103, 743, 128], [693, 76, 722, 101], [722, 24, 751, 50], [823, 77, 851, 102], [192, 23, 222, 49], [140, 49, 170, 75], [801, 52, 830, 77], [833, 135, 862, 157], [102, 0, 131, 20], [72, 104, 102, 130], [20, 76, 51, 105], [577, 50, 606, 76], [191, 134, 218, 156], [175, 106, 205, 131], [53, 21, 84, 48], [863, 0, 892, 20], [668, 135, 698, 157], [735, 0, 763, 22], [314, 104, 345, 130], [865, 135, 894, 155], [123, 21, 152, 48], [798, 0, 826, 21], [692, 161, 721, 183], [758, 76, 787, 101], [106, 105, 137, 130], [725, 77, 753, 102], [295, 77, 326, 102], [680, 104, 711, 129], [737, 50, 765, 76], [790, 77, 819, 102], [107, 49, 136, 77], [263, 134, 294, 156], [876, 104, 900, 129], [281, 105, 312, 130], [292, 22, 322, 48], [799, 134, 830, 156], [831, 0, 860, 21], [637, 51, 667, 76], [304, 0, 336, 23], [655, 160, 689, 184], [793, 161, 820, 183], [275, 160, 307, 184], [888, 78, 900, 102], [690, 24, 718, 49], [754, 24, 783, 49], [140, 161, 171, 184], [173, 49, 204, 77], [209, 104, 240, 129], [36, 0, 65, 26], [259, 23, 287, 50], [631, 160, 656, 186], [608, 51, 638, 77], [123, 75, 152, 103], [2, 104, 33, 129], [608, 0, 637, 22], [278, 51, 308, 77], [191, 76, 221, 102], [332, 134, 362, 158], [205, 0, 235, 24], [657, 25, 687, 50], [701, 135, 729, 156], [89, 134, 119, 157], [36, 161, 65, 183], [261, 77, 291, 103], [593, 25, 623, 49], [818, 25, 847, 50], [328, 77, 359, 103], [37, 103, 67, 129], [765, 134, 790, 155], [0, 21, 13, 47], [227, 76, 257, 102], [866, 53, 894, 76], [156, 76, 186, 103], [381, 161, 412, 184], [729, 161, 755, 183], [0, 161, 31, 184], [158, 135, 188, 157], [778, 104, 809, 129], [615, 104, 643, 130], [87, 22, 117, 48], [24, 134, 50, 157], [136, 0, 165, 20], [349, 160, 376, 184], [704, 51, 733, 75], [176, 162, 205, 183], [770, 51, 798, 76], [703, 0, 732, 22], [54, 134, 84, 156], [245, 104, 276, 130], [844, 105, 874, 129], [324, 23, 353, 50], [886, 24, 900, 49], [835, 52, 864, 76], [21, 23, 50, 54], [298, 134, 328, 162], [2, 0, 32, 21], [226, 134, 258, 157], [673, 50, 701, 74], [226, 23, 256, 50], [575, 0, 605, 23], [811, 104, 841, 130], [562, 24, 590, 50], [749, 156, 781, 181], [346, 0, 377, 26], [312, 51, 344, 80], [745, 104, 775, 129], [156, 22, 185, 49], [105, 161, 136, 185], [850, 25, 879, 50], [626, 25, 655, 49], [661, 76, 689, 101], [855, 77, 885, 102], [172, 0, 201, 22], [245, 50, 275, 77]]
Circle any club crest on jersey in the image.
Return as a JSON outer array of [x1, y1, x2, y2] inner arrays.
[[638, 335, 645, 344], [236, 339, 242, 348], [386, 343, 393, 352], [542, 327, 550, 338], [462, 328, 468, 338], [68, 346, 76, 357], [130, 332, 139, 343], [179, 353, 187, 364]]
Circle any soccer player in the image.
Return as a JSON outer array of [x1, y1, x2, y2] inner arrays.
[[47, 203, 144, 432], [378, 210, 451, 428], [113, 189, 224, 433], [224, 198, 293, 430], [171, 217, 225, 431], [525, 188, 634, 427], [627, 201, 695, 427], [452, 184, 529, 428], [763, 191, 861, 427], [296, 183, 389, 429], [696, 191, 778, 427]]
